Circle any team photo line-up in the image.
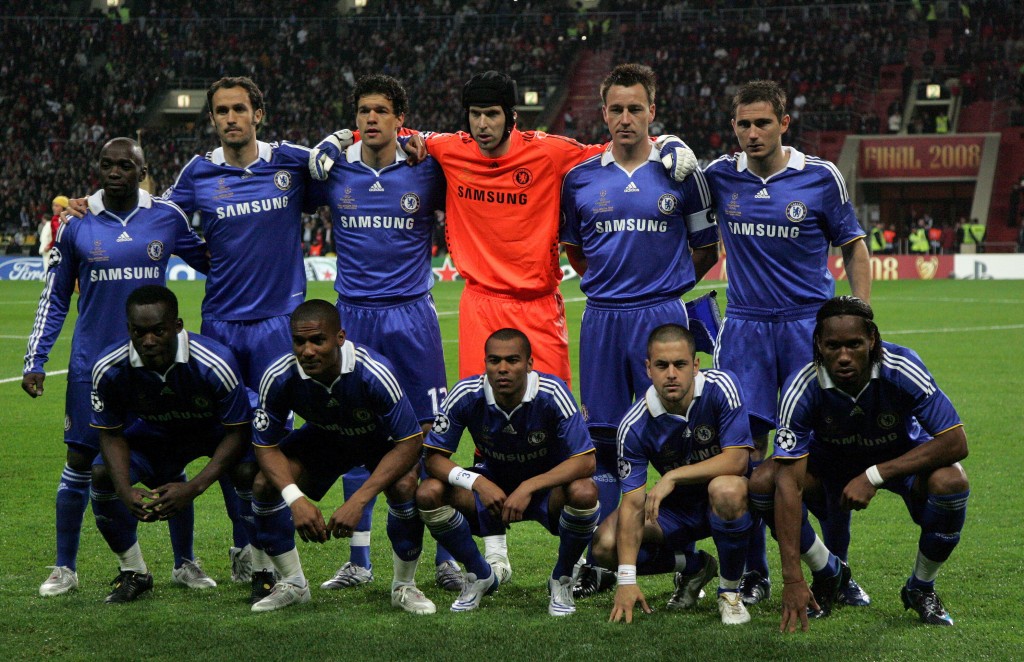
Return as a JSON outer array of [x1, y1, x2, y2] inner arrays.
[[22, 65, 968, 631]]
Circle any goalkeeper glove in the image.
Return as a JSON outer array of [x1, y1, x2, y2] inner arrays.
[[308, 129, 354, 180], [655, 134, 698, 182]]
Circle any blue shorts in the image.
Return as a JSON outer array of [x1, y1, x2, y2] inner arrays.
[[202, 316, 292, 394], [579, 296, 688, 433], [274, 425, 392, 502], [470, 464, 556, 536], [67, 381, 100, 453], [92, 426, 255, 487], [713, 307, 817, 435], [337, 294, 446, 424], [656, 496, 713, 550]]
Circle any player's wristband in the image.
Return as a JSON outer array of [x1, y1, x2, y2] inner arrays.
[[865, 465, 885, 488], [281, 483, 305, 506], [448, 467, 480, 490], [617, 564, 637, 586]]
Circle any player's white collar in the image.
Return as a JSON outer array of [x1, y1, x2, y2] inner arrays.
[[210, 140, 273, 167], [817, 363, 882, 393], [483, 370, 539, 406], [644, 372, 706, 419], [736, 146, 806, 174], [600, 143, 659, 167], [345, 142, 409, 165], [295, 341, 357, 382], [88, 189, 154, 216], [129, 329, 190, 369]]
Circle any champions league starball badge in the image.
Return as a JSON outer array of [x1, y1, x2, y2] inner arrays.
[[253, 408, 270, 432], [432, 412, 450, 435], [775, 427, 797, 451], [617, 457, 631, 480]]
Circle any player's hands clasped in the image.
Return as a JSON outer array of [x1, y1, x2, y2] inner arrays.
[[609, 584, 652, 623], [840, 474, 878, 511], [501, 484, 533, 525], [473, 477, 507, 521], [147, 481, 201, 520], [291, 496, 329, 543], [118, 486, 158, 522]]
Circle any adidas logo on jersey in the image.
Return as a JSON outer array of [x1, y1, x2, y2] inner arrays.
[[502, 424, 517, 434], [369, 181, 384, 192], [623, 181, 640, 193], [754, 188, 770, 199], [327, 398, 340, 407], [116, 231, 132, 242], [160, 386, 175, 396]]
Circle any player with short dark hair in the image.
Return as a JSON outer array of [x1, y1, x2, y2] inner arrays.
[[703, 79, 871, 606], [310, 73, 459, 592], [560, 63, 718, 594], [89, 286, 255, 603], [23, 138, 210, 597], [593, 324, 754, 625], [247, 300, 434, 614], [417, 328, 598, 616], [750, 296, 969, 632]]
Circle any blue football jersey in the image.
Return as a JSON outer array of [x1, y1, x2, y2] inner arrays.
[[773, 342, 963, 474], [24, 190, 208, 382], [252, 341, 421, 449], [617, 370, 753, 509], [316, 143, 446, 301], [425, 371, 595, 490], [90, 330, 250, 437], [560, 147, 716, 303], [703, 148, 864, 311], [163, 140, 314, 321]]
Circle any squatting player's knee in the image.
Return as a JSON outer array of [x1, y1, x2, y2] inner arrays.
[[590, 518, 618, 568], [708, 475, 748, 519], [566, 477, 599, 510], [415, 477, 447, 510], [386, 471, 420, 503], [747, 460, 777, 495], [230, 461, 259, 491], [251, 471, 274, 500], [928, 463, 970, 495], [90, 463, 114, 490]]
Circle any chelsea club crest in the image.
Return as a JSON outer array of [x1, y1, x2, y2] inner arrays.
[[785, 201, 808, 223], [400, 192, 421, 214], [146, 240, 164, 261], [274, 171, 292, 191]]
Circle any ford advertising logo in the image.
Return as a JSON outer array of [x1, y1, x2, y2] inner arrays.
[[0, 258, 45, 281]]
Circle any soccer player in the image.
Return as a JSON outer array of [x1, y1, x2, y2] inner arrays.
[[89, 286, 256, 603], [247, 300, 435, 615], [593, 324, 753, 625], [23, 137, 211, 597], [703, 80, 871, 606], [162, 76, 318, 589], [750, 296, 970, 632], [416, 328, 599, 616], [312, 73, 461, 593], [560, 64, 718, 593]]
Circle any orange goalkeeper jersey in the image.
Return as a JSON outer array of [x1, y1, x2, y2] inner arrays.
[[426, 129, 605, 297]]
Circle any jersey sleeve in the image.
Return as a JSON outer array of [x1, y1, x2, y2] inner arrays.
[[817, 163, 864, 247], [424, 381, 471, 455], [680, 169, 718, 249], [360, 353, 421, 443], [165, 201, 210, 274], [203, 345, 251, 426], [558, 170, 583, 246], [162, 155, 200, 215], [548, 378, 595, 460], [252, 371, 292, 447], [90, 360, 128, 430], [887, 347, 963, 436], [616, 418, 649, 496], [24, 222, 78, 375], [773, 365, 819, 460], [706, 371, 755, 451]]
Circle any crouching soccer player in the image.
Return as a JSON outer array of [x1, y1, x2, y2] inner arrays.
[[751, 296, 969, 632], [592, 324, 754, 625], [89, 286, 257, 603], [417, 329, 599, 616], [248, 300, 434, 614]]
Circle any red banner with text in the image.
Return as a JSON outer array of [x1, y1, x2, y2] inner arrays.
[[859, 136, 984, 179]]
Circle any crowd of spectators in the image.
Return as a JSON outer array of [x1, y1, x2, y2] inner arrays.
[[3, 1, 1023, 253]]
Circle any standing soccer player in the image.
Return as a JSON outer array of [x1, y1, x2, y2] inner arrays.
[[417, 329, 599, 616], [313, 73, 460, 592], [89, 286, 256, 603], [23, 138, 211, 596], [750, 297, 969, 631], [248, 300, 435, 615], [162, 76, 317, 590], [560, 64, 718, 592], [594, 324, 753, 626], [703, 80, 871, 606]]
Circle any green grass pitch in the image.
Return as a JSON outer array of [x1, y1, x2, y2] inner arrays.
[[1, 277, 1022, 660]]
